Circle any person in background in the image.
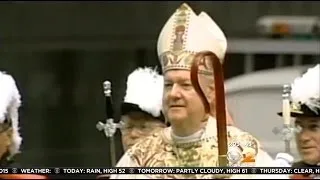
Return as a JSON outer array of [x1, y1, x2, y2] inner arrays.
[[97, 67, 167, 179], [119, 67, 167, 151], [0, 71, 47, 179], [276, 64, 320, 179]]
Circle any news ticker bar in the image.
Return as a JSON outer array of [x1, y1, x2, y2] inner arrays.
[[0, 167, 319, 175]]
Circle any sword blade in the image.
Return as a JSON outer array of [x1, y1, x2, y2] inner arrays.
[[285, 140, 291, 154], [109, 136, 116, 166]]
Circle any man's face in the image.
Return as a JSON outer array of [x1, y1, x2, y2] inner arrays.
[[0, 119, 12, 160], [163, 70, 207, 125], [295, 117, 320, 165], [120, 112, 165, 151]]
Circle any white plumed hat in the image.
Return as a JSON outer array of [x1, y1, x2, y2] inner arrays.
[[121, 67, 164, 119], [0, 71, 22, 159], [290, 64, 320, 117]]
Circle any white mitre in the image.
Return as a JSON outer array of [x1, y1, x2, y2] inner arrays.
[[157, 3, 227, 74], [0, 71, 22, 159], [197, 11, 227, 60]]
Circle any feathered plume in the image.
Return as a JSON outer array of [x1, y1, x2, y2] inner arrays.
[[0, 71, 22, 158], [291, 64, 320, 114], [124, 67, 163, 117]]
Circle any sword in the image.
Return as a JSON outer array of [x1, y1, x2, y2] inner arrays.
[[273, 84, 294, 154], [96, 81, 122, 166]]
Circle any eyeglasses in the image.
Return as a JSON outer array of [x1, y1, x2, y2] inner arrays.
[[119, 121, 164, 135]]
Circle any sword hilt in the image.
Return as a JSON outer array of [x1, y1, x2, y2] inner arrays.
[[272, 125, 295, 141], [102, 80, 114, 121], [273, 125, 295, 153], [103, 81, 111, 97], [98, 80, 119, 167], [282, 84, 291, 99], [275, 84, 293, 153], [96, 119, 123, 138], [97, 80, 118, 136], [282, 84, 292, 126]]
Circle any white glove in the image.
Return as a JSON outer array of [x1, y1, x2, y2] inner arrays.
[[274, 153, 294, 167]]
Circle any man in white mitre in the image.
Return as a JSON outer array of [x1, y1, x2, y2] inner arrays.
[[110, 3, 279, 179]]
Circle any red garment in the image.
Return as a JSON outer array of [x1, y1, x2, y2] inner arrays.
[[290, 174, 312, 179], [96, 174, 110, 179], [0, 174, 48, 179]]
